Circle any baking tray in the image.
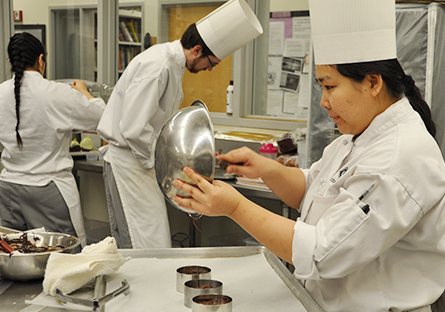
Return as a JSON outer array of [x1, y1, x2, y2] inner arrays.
[[109, 246, 324, 312]]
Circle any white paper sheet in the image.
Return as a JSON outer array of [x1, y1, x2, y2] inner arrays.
[[269, 21, 285, 55], [267, 90, 284, 116], [283, 91, 299, 115], [280, 72, 300, 92], [292, 17, 311, 40], [105, 254, 307, 312], [284, 39, 306, 58], [296, 75, 310, 120], [25, 291, 92, 311], [268, 56, 282, 90]]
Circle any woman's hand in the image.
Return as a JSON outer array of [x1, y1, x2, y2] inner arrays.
[[173, 167, 246, 218], [218, 146, 276, 179], [71, 80, 94, 100]]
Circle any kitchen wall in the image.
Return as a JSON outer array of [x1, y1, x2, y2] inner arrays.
[[12, 0, 308, 83], [13, 0, 309, 37]]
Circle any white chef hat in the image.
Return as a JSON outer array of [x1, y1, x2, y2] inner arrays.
[[196, 0, 263, 60], [309, 0, 397, 65]]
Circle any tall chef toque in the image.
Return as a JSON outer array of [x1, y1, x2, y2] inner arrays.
[[309, 0, 397, 65], [196, 0, 263, 61]]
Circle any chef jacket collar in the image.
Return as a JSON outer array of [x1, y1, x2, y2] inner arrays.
[[172, 40, 186, 76], [353, 97, 413, 144]]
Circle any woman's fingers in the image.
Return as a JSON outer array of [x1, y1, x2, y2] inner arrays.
[[173, 168, 207, 204], [173, 167, 239, 217]]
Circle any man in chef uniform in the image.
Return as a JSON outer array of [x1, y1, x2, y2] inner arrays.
[[97, 0, 263, 249]]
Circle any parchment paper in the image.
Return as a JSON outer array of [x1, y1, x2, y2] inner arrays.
[[105, 253, 307, 311]]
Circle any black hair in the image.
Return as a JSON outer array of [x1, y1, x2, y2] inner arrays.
[[336, 59, 436, 138], [7, 32, 46, 149], [180, 23, 215, 57]]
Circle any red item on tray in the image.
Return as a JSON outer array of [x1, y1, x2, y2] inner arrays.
[[0, 239, 15, 253]]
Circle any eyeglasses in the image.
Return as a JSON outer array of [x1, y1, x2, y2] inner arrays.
[[206, 55, 217, 68]]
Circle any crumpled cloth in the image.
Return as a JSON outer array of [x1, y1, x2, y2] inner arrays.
[[43, 236, 130, 296]]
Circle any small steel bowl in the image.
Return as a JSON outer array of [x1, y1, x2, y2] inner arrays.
[[184, 279, 223, 308], [0, 232, 80, 281], [176, 265, 212, 293], [155, 100, 215, 218], [192, 294, 233, 312]]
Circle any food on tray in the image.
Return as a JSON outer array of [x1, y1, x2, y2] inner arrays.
[[0, 233, 64, 254], [69, 138, 81, 152], [178, 266, 211, 274], [194, 295, 232, 305], [277, 154, 299, 167]]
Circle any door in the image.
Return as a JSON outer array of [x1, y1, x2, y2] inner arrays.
[[169, 4, 232, 113]]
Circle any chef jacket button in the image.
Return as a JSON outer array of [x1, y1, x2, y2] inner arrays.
[[320, 178, 325, 185]]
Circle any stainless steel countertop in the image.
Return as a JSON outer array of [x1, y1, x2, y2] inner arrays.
[[0, 247, 323, 312]]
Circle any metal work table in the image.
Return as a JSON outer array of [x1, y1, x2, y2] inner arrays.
[[0, 247, 324, 312]]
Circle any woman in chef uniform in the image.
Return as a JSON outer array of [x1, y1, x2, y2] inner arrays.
[[173, 0, 445, 311], [0, 32, 106, 247]]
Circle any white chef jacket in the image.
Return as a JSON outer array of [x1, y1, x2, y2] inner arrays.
[[292, 97, 445, 311], [97, 40, 186, 248], [0, 71, 106, 246]]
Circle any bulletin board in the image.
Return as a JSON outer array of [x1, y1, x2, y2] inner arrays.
[[267, 11, 311, 121]]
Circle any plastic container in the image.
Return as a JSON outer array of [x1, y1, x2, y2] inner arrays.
[[226, 80, 234, 115], [259, 143, 278, 160]]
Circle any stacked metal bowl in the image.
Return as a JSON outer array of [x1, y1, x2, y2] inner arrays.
[[0, 230, 80, 281]]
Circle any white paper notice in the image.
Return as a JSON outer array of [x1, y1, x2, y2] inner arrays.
[[267, 90, 284, 116], [284, 38, 306, 57], [293, 16, 311, 39], [269, 21, 285, 55], [283, 91, 299, 115], [280, 72, 300, 92], [282, 57, 303, 74], [296, 74, 310, 120], [268, 56, 282, 89]]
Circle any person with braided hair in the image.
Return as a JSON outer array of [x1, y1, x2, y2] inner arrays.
[[173, 1, 445, 311], [0, 32, 106, 247]]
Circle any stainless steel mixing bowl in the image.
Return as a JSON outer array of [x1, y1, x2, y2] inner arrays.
[[0, 232, 81, 281], [155, 100, 215, 217]]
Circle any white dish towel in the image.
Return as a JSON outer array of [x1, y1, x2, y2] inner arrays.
[[43, 236, 130, 296]]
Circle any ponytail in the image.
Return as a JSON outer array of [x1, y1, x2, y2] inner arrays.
[[402, 74, 436, 137], [336, 59, 436, 138], [7, 32, 46, 149]]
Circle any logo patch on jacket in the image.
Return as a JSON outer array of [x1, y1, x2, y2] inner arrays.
[[339, 167, 348, 178], [330, 167, 349, 183]]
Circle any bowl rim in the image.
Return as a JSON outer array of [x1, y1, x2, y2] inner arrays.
[[0, 231, 80, 257]]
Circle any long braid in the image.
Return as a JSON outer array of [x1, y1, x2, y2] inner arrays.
[[402, 74, 436, 138], [7, 32, 46, 149], [11, 41, 25, 148]]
